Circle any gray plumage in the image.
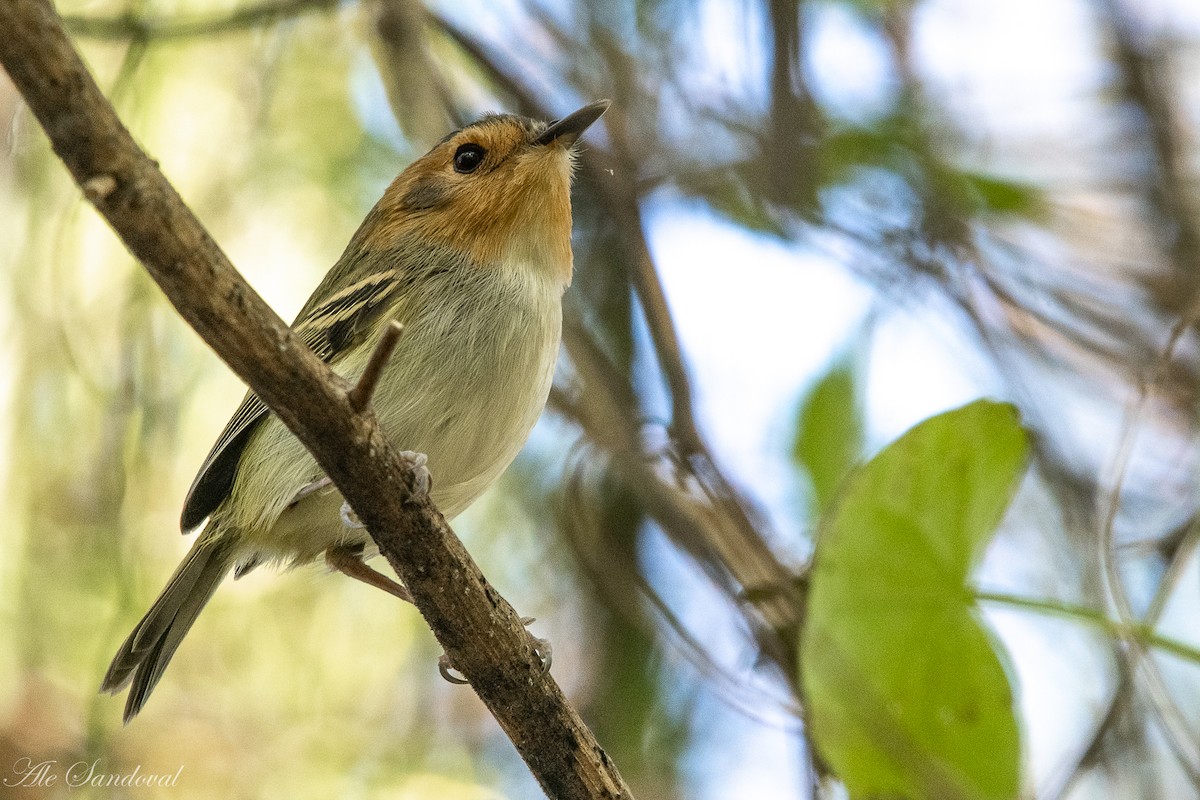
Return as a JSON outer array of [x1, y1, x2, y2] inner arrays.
[[101, 537, 235, 723]]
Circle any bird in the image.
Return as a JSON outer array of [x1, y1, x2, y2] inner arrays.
[[101, 100, 610, 722]]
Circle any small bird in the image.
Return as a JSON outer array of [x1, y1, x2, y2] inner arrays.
[[102, 100, 610, 722]]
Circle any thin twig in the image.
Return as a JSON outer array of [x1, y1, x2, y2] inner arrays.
[[1097, 366, 1200, 783], [976, 590, 1200, 665], [561, 318, 801, 674], [1142, 519, 1200, 628], [1076, 0, 1200, 750], [347, 320, 404, 412], [582, 144, 802, 661], [62, 0, 338, 41], [1040, 666, 1132, 800]]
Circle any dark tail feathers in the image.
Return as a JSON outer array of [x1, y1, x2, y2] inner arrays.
[[101, 537, 234, 723]]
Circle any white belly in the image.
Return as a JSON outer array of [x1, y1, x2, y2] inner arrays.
[[220, 262, 563, 567]]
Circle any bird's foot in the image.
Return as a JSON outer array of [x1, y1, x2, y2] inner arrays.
[[338, 450, 431, 528], [438, 617, 552, 685], [398, 450, 432, 501], [339, 501, 365, 529]]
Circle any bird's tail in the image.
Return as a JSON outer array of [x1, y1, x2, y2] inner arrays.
[[101, 535, 235, 723]]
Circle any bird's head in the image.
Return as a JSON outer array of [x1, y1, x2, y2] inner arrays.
[[366, 100, 609, 288]]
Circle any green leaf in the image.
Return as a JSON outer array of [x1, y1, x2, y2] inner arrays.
[[793, 356, 864, 517], [819, 125, 896, 186], [960, 172, 1041, 217], [837, 0, 911, 16], [800, 400, 1028, 800]]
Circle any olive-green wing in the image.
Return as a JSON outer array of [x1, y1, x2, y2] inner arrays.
[[179, 268, 406, 532]]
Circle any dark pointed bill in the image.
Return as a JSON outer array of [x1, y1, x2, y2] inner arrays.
[[535, 100, 611, 146]]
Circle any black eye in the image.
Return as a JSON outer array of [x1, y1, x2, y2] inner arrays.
[[453, 143, 486, 174]]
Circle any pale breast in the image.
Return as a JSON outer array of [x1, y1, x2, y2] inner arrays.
[[223, 259, 564, 567]]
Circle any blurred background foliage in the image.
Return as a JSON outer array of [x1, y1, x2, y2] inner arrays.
[[2, 0, 1200, 797]]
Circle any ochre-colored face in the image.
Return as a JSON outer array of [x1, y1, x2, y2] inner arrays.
[[373, 115, 578, 281]]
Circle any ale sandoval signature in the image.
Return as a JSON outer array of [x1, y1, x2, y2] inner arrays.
[[4, 758, 183, 789]]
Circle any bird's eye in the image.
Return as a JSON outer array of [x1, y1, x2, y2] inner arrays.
[[453, 143, 486, 174]]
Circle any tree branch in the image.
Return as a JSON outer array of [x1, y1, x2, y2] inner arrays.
[[1098, 0, 1200, 289], [0, 1, 631, 797], [61, 0, 338, 41], [367, 0, 455, 148]]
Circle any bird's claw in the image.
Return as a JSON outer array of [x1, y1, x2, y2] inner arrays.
[[339, 501, 364, 529], [438, 653, 470, 685], [399, 450, 432, 502], [524, 616, 554, 675], [338, 450, 430, 528], [437, 616, 552, 685]]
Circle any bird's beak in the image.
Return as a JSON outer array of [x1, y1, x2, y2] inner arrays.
[[535, 100, 611, 147]]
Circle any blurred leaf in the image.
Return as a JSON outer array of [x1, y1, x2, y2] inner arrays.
[[792, 355, 864, 517], [800, 400, 1028, 800], [676, 162, 788, 237], [959, 171, 1040, 216], [707, 175, 788, 236], [821, 124, 894, 184], [832, 0, 911, 15], [818, 114, 1041, 234]]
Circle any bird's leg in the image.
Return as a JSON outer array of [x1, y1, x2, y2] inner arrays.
[[331, 449, 431, 603], [332, 446, 492, 679], [438, 617, 553, 685], [325, 544, 414, 604]]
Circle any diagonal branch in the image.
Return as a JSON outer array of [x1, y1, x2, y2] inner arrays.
[[0, 1, 631, 797]]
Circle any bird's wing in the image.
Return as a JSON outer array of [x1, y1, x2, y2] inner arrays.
[[179, 267, 407, 532]]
